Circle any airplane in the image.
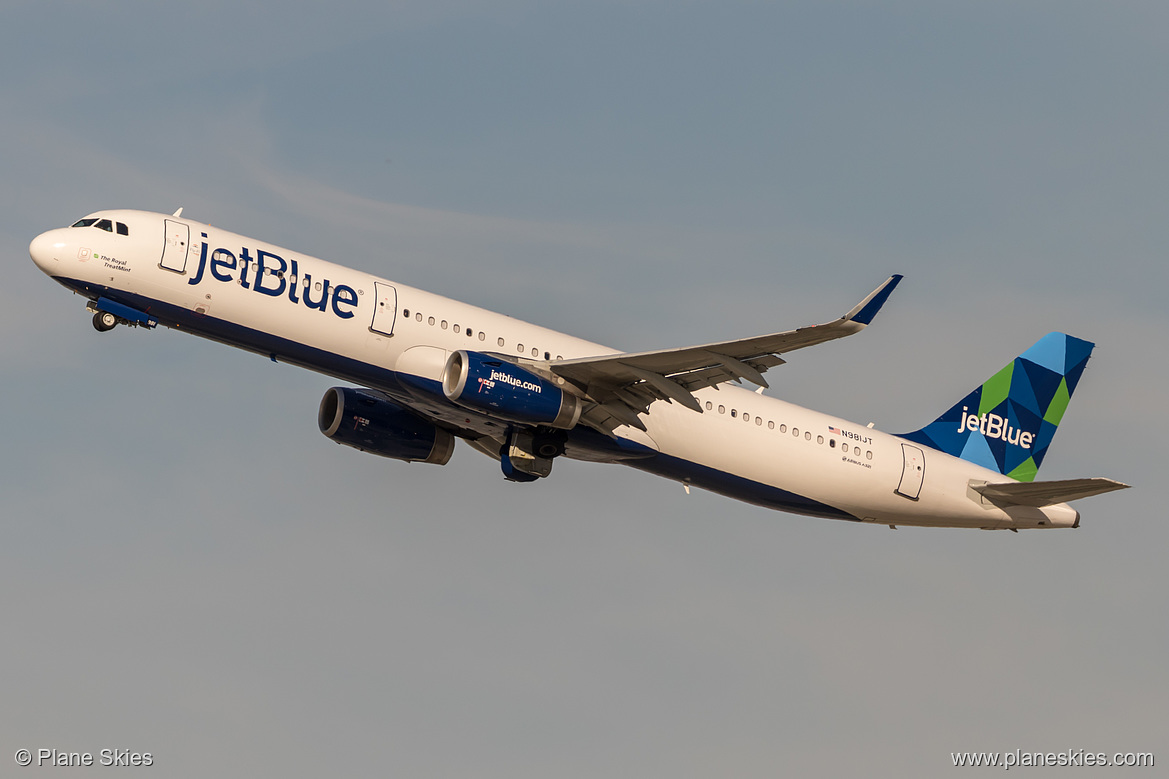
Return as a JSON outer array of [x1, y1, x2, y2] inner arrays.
[[29, 208, 1128, 530]]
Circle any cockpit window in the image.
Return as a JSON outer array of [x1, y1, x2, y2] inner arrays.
[[70, 217, 130, 235]]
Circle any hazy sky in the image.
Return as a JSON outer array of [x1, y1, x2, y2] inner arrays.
[[3, 2, 1165, 776]]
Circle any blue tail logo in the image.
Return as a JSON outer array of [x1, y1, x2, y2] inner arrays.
[[901, 333, 1094, 482]]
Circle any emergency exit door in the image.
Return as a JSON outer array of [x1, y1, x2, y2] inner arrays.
[[369, 282, 398, 336]]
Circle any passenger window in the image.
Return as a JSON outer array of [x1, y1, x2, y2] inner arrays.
[[116, 222, 128, 236], [531, 347, 538, 357], [453, 324, 461, 333], [479, 332, 486, 341], [756, 417, 762, 426], [517, 343, 524, 352], [780, 424, 787, 433], [705, 401, 712, 411], [830, 439, 836, 448], [792, 428, 799, 436], [403, 309, 410, 317], [441, 320, 448, 330], [866, 450, 873, 460], [429, 317, 435, 325], [718, 405, 725, 414], [805, 432, 812, 441], [730, 409, 737, 418], [416, 313, 423, 321], [817, 435, 824, 444], [497, 337, 505, 347], [768, 421, 774, 429], [95, 219, 113, 232], [544, 351, 550, 360]]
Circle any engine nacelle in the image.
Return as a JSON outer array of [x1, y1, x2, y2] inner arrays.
[[442, 350, 582, 429], [318, 387, 455, 464]]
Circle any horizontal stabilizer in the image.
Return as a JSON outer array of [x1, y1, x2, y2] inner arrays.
[[970, 477, 1130, 507]]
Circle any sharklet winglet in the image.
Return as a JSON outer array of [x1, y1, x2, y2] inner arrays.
[[845, 274, 903, 326]]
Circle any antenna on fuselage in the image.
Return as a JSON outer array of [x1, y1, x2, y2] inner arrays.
[[172, 207, 184, 217]]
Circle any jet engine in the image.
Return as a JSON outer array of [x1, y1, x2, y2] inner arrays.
[[442, 350, 582, 429], [318, 387, 455, 464]]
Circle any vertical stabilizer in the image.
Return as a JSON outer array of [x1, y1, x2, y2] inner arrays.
[[901, 333, 1094, 481]]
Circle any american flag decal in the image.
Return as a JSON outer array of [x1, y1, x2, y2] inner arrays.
[[828, 426, 841, 435]]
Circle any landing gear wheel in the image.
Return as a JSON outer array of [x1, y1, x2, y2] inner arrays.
[[533, 431, 567, 459], [92, 311, 118, 332]]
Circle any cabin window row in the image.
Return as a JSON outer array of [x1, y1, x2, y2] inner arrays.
[[401, 308, 563, 361], [703, 400, 873, 460]]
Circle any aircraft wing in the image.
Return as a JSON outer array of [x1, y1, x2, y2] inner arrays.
[[971, 477, 1130, 507], [545, 275, 902, 432]]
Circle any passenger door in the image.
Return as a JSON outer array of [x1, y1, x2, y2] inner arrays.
[[159, 219, 190, 273], [896, 443, 926, 500]]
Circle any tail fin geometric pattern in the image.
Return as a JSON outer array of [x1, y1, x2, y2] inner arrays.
[[901, 333, 1094, 482]]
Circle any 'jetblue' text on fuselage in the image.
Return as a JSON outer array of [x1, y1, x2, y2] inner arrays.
[[187, 235, 359, 320]]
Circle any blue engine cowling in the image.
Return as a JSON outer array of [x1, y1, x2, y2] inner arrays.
[[318, 387, 456, 464], [442, 350, 582, 429]]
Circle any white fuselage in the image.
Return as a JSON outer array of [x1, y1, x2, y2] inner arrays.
[[29, 210, 1079, 529]]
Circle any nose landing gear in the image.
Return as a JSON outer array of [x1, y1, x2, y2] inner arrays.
[[85, 298, 158, 332]]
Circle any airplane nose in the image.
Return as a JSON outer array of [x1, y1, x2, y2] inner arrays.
[[29, 230, 65, 274]]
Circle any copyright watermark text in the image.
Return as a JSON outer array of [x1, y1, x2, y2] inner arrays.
[[952, 749, 1153, 769], [14, 748, 153, 768]]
